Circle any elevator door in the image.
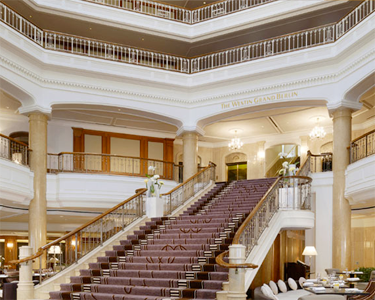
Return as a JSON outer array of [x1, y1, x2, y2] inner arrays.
[[227, 162, 247, 181]]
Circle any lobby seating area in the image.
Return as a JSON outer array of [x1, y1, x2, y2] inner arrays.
[[49, 178, 275, 300]]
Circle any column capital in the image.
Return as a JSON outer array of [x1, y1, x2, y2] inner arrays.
[[19, 105, 52, 119], [327, 101, 362, 116], [176, 125, 205, 137]]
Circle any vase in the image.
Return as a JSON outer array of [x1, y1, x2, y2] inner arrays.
[[145, 196, 164, 218]]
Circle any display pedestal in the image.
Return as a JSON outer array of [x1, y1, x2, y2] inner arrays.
[[146, 197, 164, 218]]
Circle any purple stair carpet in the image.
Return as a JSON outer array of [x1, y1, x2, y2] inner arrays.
[[50, 178, 276, 300]]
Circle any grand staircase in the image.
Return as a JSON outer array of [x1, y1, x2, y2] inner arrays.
[[49, 178, 276, 300]]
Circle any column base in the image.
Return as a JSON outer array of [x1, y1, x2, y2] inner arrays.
[[17, 282, 34, 300]]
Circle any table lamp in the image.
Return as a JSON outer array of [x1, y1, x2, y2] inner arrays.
[[302, 246, 318, 265]]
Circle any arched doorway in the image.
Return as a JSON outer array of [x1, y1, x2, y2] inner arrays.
[[225, 152, 247, 181]]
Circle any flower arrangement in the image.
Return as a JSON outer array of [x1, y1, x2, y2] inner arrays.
[[144, 166, 164, 197], [278, 152, 288, 159], [279, 161, 298, 176]]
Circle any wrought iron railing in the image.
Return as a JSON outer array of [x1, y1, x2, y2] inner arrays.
[[350, 129, 375, 163], [218, 176, 311, 259], [297, 151, 333, 177], [0, 1, 373, 73], [80, 0, 275, 24], [161, 162, 216, 215], [10, 189, 147, 283], [0, 133, 30, 166], [47, 152, 179, 181]]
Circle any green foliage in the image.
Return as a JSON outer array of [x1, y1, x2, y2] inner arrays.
[[355, 267, 375, 282]]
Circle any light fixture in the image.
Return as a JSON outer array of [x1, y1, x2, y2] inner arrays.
[[309, 117, 326, 140], [6, 242, 14, 248], [48, 245, 62, 255], [302, 246, 318, 265], [228, 130, 243, 150]]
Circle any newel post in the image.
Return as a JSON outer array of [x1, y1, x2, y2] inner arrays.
[[17, 246, 34, 300], [227, 244, 247, 300]]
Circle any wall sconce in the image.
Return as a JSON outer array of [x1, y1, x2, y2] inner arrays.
[[6, 242, 14, 249], [257, 151, 265, 159], [71, 240, 76, 247]]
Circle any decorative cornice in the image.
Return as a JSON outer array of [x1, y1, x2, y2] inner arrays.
[[176, 125, 205, 137], [0, 46, 374, 106]]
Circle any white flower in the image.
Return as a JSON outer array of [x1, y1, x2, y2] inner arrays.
[[289, 166, 295, 172], [282, 161, 289, 168], [148, 166, 156, 171], [159, 181, 164, 185], [153, 175, 160, 179], [144, 179, 148, 183]]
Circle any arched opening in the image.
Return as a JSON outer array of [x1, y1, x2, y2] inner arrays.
[[225, 152, 247, 181]]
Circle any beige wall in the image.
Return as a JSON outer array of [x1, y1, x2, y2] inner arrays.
[[148, 141, 163, 160], [351, 216, 375, 268], [110, 137, 140, 157], [84, 134, 102, 153]]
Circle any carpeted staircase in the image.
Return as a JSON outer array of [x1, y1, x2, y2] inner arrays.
[[50, 178, 275, 300]]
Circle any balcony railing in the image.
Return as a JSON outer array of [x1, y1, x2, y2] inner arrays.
[[297, 151, 333, 177], [0, 133, 30, 166], [81, 0, 275, 24], [350, 129, 375, 164], [47, 152, 180, 181], [161, 162, 216, 215], [0, 1, 373, 73]]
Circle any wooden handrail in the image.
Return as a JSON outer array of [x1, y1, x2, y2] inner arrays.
[[161, 161, 216, 196], [295, 152, 310, 176], [0, 133, 29, 148], [351, 129, 375, 144], [47, 152, 177, 165], [215, 251, 258, 269], [232, 177, 281, 244], [10, 188, 147, 264]]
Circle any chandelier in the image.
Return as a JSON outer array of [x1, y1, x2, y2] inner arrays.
[[228, 130, 243, 150], [309, 117, 326, 139]]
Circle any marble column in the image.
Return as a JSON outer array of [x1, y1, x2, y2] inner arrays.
[[182, 131, 198, 180], [28, 112, 48, 256], [332, 107, 352, 269]]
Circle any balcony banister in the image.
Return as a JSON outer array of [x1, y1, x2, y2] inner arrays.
[[0, 133, 31, 166], [0, 133, 29, 148], [10, 188, 147, 265], [349, 129, 375, 163]]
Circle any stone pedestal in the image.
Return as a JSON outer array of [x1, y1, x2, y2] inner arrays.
[[17, 246, 34, 300], [227, 244, 247, 300], [145, 197, 164, 218]]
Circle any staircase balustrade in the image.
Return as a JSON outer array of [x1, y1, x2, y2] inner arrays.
[[47, 152, 179, 181], [297, 151, 333, 177], [216, 175, 312, 299], [10, 188, 147, 288], [1, 1, 373, 73], [0, 133, 30, 166], [349, 129, 375, 163], [161, 161, 216, 215]]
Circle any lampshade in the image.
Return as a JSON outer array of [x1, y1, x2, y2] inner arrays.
[[302, 246, 318, 256], [48, 245, 62, 255]]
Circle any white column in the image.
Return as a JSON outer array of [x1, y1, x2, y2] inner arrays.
[[17, 246, 34, 300]]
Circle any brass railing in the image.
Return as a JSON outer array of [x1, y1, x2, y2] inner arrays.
[[161, 162, 216, 215], [0, 1, 373, 73], [10, 189, 147, 283], [80, 0, 275, 24], [47, 152, 180, 181], [216, 175, 311, 267], [297, 151, 333, 177], [0, 133, 30, 166], [350, 130, 375, 164]]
